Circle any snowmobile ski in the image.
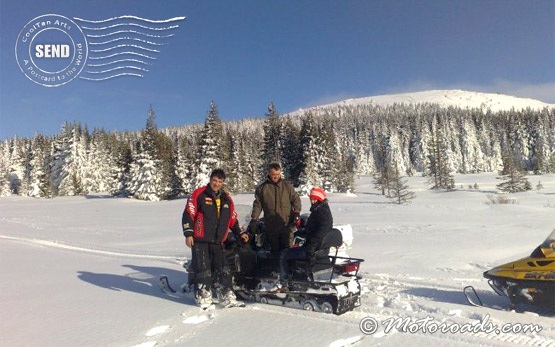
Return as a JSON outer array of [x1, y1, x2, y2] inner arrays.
[[159, 275, 178, 294], [463, 285, 484, 307]]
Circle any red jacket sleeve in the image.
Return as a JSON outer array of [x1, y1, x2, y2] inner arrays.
[[182, 188, 201, 236]]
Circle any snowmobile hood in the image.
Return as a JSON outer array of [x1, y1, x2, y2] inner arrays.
[[484, 228, 555, 282]]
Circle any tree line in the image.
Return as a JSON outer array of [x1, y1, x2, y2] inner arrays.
[[1, 101, 553, 200]]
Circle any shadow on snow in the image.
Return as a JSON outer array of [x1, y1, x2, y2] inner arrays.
[[77, 264, 194, 305]]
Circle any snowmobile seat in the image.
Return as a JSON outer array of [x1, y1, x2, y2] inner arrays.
[[293, 228, 343, 281]]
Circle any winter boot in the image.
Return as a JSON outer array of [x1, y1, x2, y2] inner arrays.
[[219, 289, 243, 308], [195, 287, 213, 310]]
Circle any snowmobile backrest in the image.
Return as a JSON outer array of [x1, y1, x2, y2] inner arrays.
[[312, 229, 343, 259], [332, 224, 353, 250], [321, 228, 343, 249]]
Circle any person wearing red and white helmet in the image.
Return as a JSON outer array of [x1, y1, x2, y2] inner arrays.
[[271, 187, 333, 292]]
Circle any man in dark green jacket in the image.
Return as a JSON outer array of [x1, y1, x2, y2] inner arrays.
[[251, 163, 301, 252]]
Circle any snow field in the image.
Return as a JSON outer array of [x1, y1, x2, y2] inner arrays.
[[1, 173, 555, 346]]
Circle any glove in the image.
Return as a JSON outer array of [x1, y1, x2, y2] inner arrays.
[[290, 212, 301, 227], [248, 219, 259, 234], [240, 232, 250, 243]]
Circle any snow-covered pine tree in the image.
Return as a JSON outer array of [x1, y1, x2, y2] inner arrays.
[[240, 122, 265, 190], [28, 134, 52, 197], [373, 132, 391, 196], [192, 101, 226, 189], [83, 129, 113, 193], [174, 133, 197, 194], [280, 117, 302, 186], [49, 126, 68, 197], [316, 116, 337, 192], [6, 137, 28, 195], [496, 150, 532, 193], [110, 134, 133, 197], [298, 112, 321, 192], [0, 140, 11, 196], [161, 134, 181, 199], [127, 105, 178, 200], [262, 102, 282, 168], [50, 123, 88, 196], [334, 133, 355, 193], [426, 115, 455, 190]]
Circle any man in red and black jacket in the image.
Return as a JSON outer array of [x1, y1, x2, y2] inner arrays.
[[182, 169, 249, 309]]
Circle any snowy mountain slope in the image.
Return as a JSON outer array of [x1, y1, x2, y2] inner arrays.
[[1, 173, 555, 347], [289, 90, 555, 115]]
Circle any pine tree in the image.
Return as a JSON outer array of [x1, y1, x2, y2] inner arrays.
[[298, 112, 320, 192], [386, 164, 416, 204], [280, 117, 302, 186], [373, 133, 391, 196], [110, 135, 133, 197], [316, 117, 337, 191], [127, 105, 178, 200], [192, 101, 226, 188], [262, 102, 282, 167], [496, 151, 532, 193], [7, 137, 27, 195], [0, 140, 11, 196], [174, 133, 197, 194], [426, 116, 455, 190], [50, 123, 88, 196], [334, 135, 355, 193], [28, 134, 52, 197]]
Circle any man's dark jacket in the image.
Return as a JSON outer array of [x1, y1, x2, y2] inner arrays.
[[251, 177, 301, 229]]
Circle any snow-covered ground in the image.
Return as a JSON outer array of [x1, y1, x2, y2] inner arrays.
[[1, 173, 554, 347]]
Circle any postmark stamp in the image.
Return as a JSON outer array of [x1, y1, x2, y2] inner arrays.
[[15, 14, 88, 87]]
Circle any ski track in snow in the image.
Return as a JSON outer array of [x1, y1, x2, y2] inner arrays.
[[0, 234, 182, 261]]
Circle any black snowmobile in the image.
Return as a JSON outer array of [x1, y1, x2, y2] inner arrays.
[[182, 206, 364, 315]]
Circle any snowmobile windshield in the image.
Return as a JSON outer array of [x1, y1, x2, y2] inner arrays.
[[535, 228, 555, 258], [540, 228, 555, 248]]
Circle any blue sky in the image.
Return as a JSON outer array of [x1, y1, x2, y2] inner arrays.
[[1, 0, 553, 139]]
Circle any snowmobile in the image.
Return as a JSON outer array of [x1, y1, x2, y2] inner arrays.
[[180, 206, 364, 315], [465, 229, 555, 309]]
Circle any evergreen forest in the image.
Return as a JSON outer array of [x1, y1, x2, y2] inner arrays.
[[1, 101, 553, 200]]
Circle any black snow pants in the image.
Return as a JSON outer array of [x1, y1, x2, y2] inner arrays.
[[191, 241, 232, 292], [264, 215, 290, 252]]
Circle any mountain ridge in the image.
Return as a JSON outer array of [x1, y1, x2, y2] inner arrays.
[[289, 89, 555, 115]]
